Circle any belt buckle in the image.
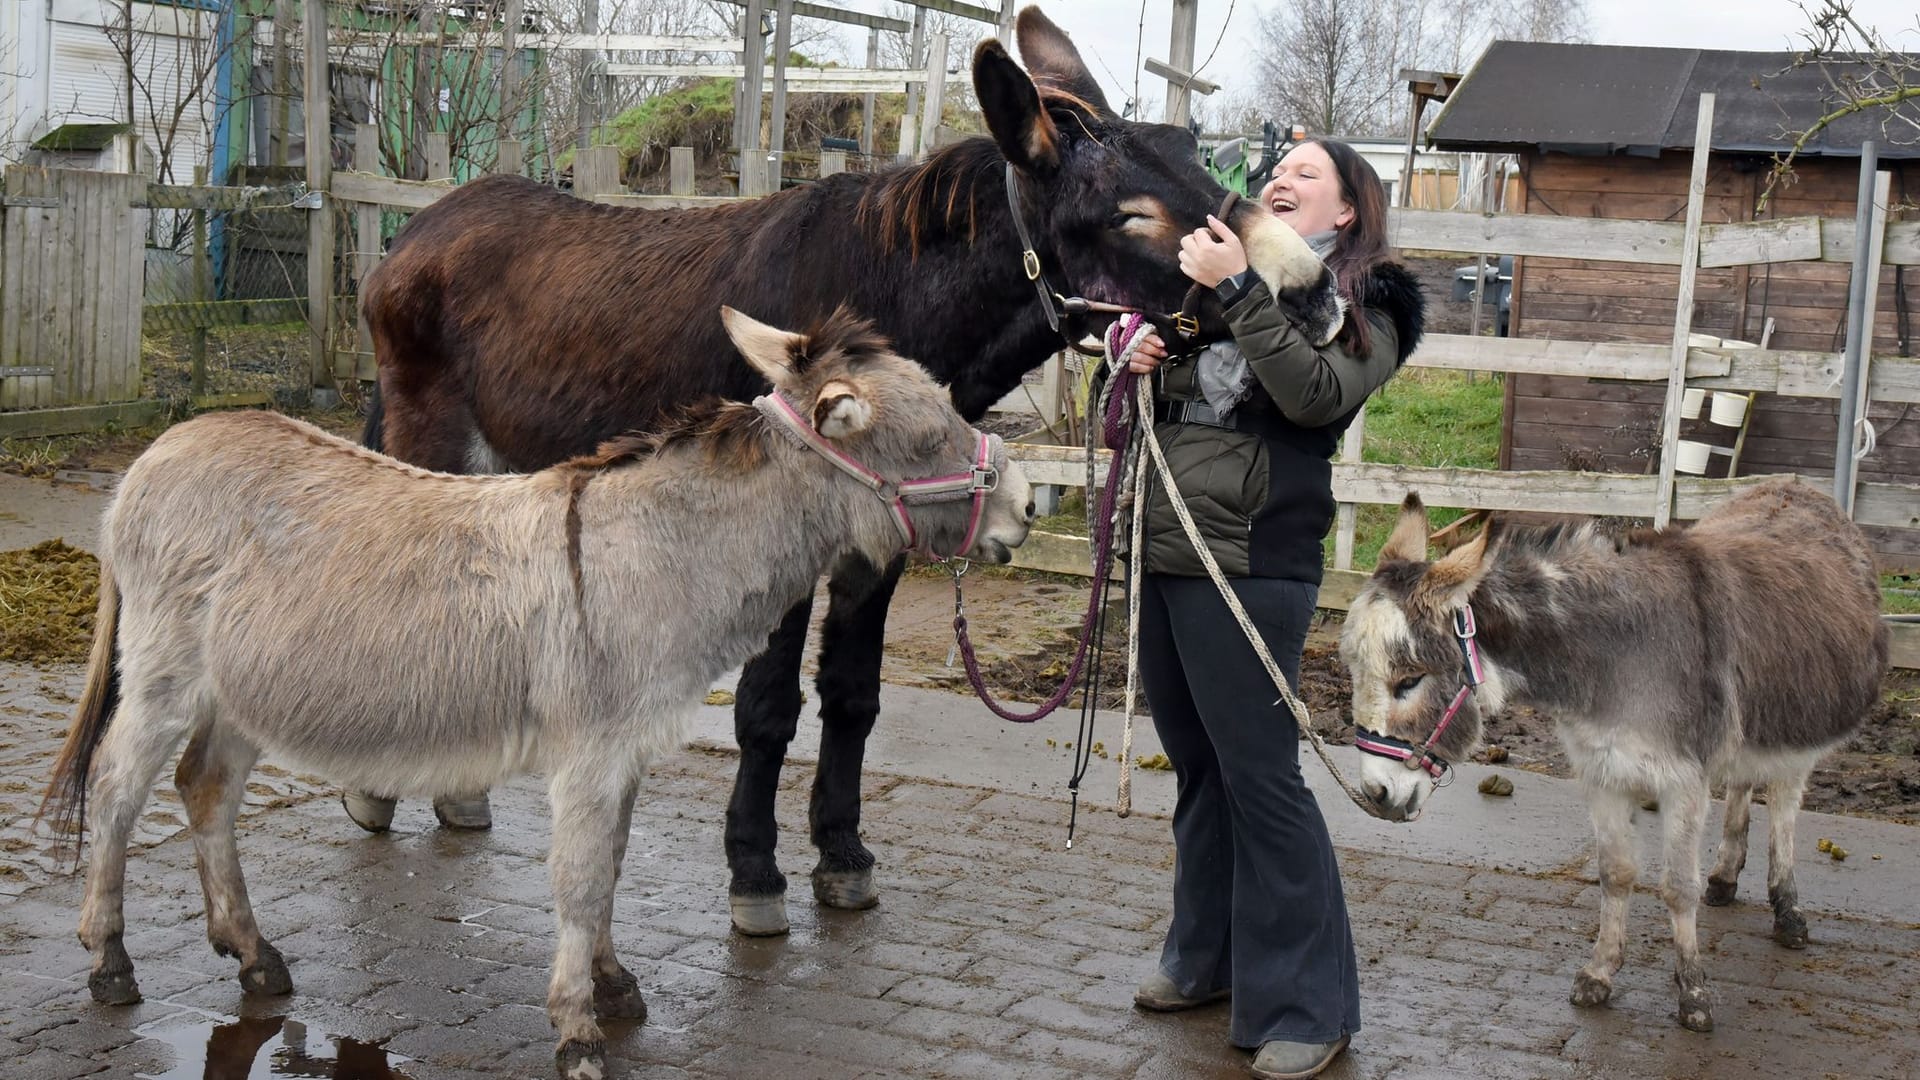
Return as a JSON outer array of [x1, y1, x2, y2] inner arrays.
[[1173, 312, 1200, 337]]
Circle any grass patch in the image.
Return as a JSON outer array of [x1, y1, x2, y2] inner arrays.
[[1884, 573, 1920, 615], [1342, 368, 1504, 570]]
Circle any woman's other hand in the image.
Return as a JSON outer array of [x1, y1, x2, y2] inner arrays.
[[1177, 215, 1248, 288], [1127, 332, 1168, 374]]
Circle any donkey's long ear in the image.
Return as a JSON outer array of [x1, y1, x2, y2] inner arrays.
[[1014, 6, 1112, 114], [812, 379, 874, 439], [1412, 519, 1498, 614], [974, 40, 1061, 174], [721, 306, 807, 390], [1379, 492, 1430, 563]]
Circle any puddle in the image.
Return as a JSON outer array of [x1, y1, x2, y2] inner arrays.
[[136, 1014, 413, 1079]]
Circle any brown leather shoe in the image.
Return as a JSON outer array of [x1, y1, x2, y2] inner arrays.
[[1133, 971, 1230, 1012]]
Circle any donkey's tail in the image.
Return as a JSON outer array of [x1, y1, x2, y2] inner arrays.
[[362, 381, 386, 453], [37, 560, 120, 866]]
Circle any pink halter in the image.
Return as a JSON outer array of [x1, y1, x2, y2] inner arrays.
[[754, 392, 1005, 559]]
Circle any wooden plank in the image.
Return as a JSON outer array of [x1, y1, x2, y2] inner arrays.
[[354, 125, 381, 379], [1892, 623, 1920, 671], [602, 63, 926, 87], [45, 169, 74, 408], [917, 33, 949, 163], [116, 172, 144, 401], [1333, 462, 1664, 517], [1006, 529, 1121, 580], [423, 133, 452, 181], [142, 297, 347, 329], [1698, 216, 1823, 268], [330, 171, 456, 209], [0, 169, 22, 411], [669, 146, 695, 194], [1390, 208, 1684, 264], [1654, 95, 1715, 529], [588, 193, 745, 210], [1408, 333, 1731, 381], [575, 147, 623, 198], [494, 138, 523, 176], [141, 184, 291, 211], [1823, 219, 1920, 266], [0, 399, 165, 437], [304, 0, 332, 397]]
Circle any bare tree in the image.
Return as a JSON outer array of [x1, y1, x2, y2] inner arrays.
[[1252, 0, 1588, 137], [1760, 0, 1919, 206]]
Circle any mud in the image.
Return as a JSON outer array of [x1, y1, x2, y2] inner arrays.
[[0, 540, 99, 665]]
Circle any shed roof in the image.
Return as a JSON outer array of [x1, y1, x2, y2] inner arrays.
[[1427, 40, 1920, 158]]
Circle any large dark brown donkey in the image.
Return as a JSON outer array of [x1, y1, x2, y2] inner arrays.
[[361, 5, 1340, 935]]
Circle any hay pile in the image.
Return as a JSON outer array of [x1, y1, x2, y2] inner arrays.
[[0, 540, 99, 665]]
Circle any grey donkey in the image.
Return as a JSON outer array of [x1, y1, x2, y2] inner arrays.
[[1340, 478, 1887, 1033], [39, 307, 1035, 1080]]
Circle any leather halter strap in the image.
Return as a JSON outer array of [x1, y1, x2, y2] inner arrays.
[[753, 392, 1005, 559], [1354, 604, 1486, 781], [1004, 164, 1241, 355]]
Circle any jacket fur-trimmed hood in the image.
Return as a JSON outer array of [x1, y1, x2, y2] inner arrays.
[[1355, 260, 1426, 366]]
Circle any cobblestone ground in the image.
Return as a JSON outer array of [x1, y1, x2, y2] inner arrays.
[[4, 660, 1919, 1080]]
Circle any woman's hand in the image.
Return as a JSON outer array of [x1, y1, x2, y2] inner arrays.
[[1126, 332, 1168, 374], [1177, 214, 1248, 288]]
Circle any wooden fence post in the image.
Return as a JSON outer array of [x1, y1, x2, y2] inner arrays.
[[424, 132, 452, 181], [669, 146, 694, 194], [190, 164, 209, 396], [494, 138, 523, 176], [916, 33, 949, 163], [1333, 408, 1364, 569], [575, 146, 622, 198], [819, 150, 845, 178], [353, 123, 381, 381], [303, 0, 335, 404], [1652, 93, 1713, 529]]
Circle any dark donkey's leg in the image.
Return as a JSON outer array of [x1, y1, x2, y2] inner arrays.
[[726, 596, 816, 936], [808, 554, 905, 910]]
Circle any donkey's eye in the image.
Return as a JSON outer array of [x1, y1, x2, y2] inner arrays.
[[1393, 675, 1425, 698], [1108, 212, 1141, 229]]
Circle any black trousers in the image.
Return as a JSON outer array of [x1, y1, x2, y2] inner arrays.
[[1139, 573, 1360, 1048]]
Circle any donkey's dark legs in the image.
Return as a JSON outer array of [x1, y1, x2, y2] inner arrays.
[[808, 555, 905, 909], [725, 597, 816, 935], [1703, 784, 1752, 906], [1766, 776, 1810, 949]]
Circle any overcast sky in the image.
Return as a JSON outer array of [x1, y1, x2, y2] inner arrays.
[[965, 0, 1920, 122]]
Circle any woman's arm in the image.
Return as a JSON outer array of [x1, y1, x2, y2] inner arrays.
[[1223, 278, 1400, 428]]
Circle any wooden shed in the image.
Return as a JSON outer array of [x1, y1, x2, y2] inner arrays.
[[1426, 41, 1920, 563]]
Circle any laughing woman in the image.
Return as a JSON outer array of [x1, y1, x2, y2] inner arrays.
[[1122, 138, 1424, 1080]]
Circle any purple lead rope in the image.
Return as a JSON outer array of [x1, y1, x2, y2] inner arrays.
[[952, 316, 1146, 722]]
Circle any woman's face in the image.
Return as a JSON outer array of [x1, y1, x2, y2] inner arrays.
[[1260, 142, 1355, 238]]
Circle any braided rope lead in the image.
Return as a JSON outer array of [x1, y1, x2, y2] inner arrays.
[[1125, 376, 1394, 822]]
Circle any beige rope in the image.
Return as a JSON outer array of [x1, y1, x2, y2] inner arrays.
[[1117, 375, 1393, 821]]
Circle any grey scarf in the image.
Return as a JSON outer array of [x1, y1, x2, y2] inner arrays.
[[1194, 229, 1339, 417]]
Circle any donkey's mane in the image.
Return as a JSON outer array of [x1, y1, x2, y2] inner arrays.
[[855, 87, 1106, 258]]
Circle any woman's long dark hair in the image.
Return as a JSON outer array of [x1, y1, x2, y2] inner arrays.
[[1304, 137, 1393, 352]]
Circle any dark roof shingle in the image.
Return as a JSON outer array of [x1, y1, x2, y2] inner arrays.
[[1427, 40, 1917, 158]]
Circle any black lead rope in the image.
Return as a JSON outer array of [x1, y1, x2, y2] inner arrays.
[[1065, 553, 1114, 848]]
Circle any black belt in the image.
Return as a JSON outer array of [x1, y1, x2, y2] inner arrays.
[[1155, 398, 1272, 434]]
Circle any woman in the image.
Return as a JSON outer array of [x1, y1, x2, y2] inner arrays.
[[1123, 138, 1424, 1080]]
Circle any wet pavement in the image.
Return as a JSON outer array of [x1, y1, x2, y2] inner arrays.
[[4, 472, 1920, 1079]]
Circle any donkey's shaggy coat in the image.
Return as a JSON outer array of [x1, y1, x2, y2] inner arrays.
[[40, 310, 1032, 1079], [1341, 478, 1888, 1032]]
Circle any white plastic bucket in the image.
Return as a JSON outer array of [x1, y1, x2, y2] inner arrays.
[[1710, 392, 1750, 427], [1681, 388, 1705, 419], [1675, 440, 1712, 475]]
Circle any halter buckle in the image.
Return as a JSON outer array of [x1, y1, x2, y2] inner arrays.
[[1173, 312, 1199, 337], [1022, 250, 1042, 282], [972, 465, 999, 492]]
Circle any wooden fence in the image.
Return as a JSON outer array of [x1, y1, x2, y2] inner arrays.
[[0, 168, 146, 417]]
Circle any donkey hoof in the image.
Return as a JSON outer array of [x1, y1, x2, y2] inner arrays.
[[1570, 972, 1612, 1008], [811, 866, 878, 910], [1702, 878, 1738, 907], [87, 969, 142, 1006], [1677, 1002, 1715, 1032], [555, 1038, 607, 1080], [593, 971, 648, 1021], [730, 892, 790, 936], [1773, 917, 1810, 950], [239, 944, 293, 996]]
